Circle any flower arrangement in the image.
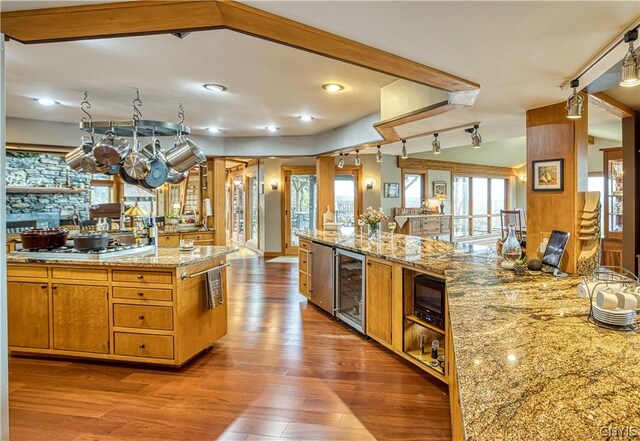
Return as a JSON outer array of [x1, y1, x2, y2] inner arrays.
[[359, 207, 388, 226]]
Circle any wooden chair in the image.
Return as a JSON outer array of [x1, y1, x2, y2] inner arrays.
[[7, 220, 36, 234]]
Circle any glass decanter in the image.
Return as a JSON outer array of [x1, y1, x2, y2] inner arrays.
[[501, 224, 522, 263]]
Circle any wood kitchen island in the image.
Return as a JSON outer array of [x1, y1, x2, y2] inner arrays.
[[6, 245, 236, 366]]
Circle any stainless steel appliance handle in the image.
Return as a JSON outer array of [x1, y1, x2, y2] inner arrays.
[[180, 262, 230, 280]]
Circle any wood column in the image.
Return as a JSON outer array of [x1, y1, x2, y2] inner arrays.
[[622, 112, 640, 274], [526, 99, 589, 274], [211, 158, 226, 246], [316, 156, 335, 229]]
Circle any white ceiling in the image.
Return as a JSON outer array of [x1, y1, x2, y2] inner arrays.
[[2, 0, 638, 156], [4, 29, 394, 137]]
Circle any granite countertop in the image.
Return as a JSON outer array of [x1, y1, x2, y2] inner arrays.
[[298, 229, 640, 440], [7, 245, 237, 268]]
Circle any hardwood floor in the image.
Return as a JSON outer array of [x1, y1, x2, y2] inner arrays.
[[8, 258, 451, 440]]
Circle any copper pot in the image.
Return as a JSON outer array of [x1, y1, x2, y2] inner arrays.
[[20, 228, 69, 250]]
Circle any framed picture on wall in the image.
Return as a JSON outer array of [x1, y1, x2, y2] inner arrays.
[[383, 183, 400, 198], [432, 181, 447, 196], [532, 158, 564, 191]]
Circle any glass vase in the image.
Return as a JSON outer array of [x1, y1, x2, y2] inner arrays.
[[501, 224, 522, 263], [367, 222, 381, 240]]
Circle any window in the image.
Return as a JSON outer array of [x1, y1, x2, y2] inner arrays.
[[335, 174, 355, 227], [248, 176, 259, 243], [452, 175, 509, 238], [89, 174, 114, 205], [404, 173, 424, 208], [124, 184, 155, 217]]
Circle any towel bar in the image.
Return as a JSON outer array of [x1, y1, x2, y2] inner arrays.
[[181, 263, 230, 280]]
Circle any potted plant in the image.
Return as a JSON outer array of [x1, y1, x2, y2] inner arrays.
[[513, 256, 528, 275]]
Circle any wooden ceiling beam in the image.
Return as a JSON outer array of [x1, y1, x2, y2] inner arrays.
[[588, 92, 635, 119], [0, 0, 480, 93]]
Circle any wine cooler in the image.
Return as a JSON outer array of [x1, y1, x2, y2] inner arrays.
[[334, 248, 366, 333]]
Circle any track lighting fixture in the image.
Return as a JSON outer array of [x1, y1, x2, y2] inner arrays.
[[400, 139, 408, 159], [432, 133, 441, 154], [376, 145, 383, 163], [337, 152, 344, 169], [565, 79, 584, 119], [465, 124, 482, 148], [354, 150, 361, 166], [621, 30, 640, 87]]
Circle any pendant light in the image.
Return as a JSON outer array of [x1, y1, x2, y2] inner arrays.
[[465, 124, 482, 148], [354, 150, 361, 166], [566, 79, 583, 119], [337, 152, 344, 169], [621, 30, 640, 87], [432, 133, 441, 154], [376, 145, 383, 163], [400, 139, 408, 159]]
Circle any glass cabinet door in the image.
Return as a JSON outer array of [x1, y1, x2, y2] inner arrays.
[[335, 252, 364, 332], [605, 151, 623, 238]]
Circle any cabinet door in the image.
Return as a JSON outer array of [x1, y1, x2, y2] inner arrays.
[[8, 281, 49, 349], [365, 259, 393, 345], [53, 284, 109, 354]]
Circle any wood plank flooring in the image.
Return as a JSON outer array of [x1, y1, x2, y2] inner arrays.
[[8, 258, 451, 440]]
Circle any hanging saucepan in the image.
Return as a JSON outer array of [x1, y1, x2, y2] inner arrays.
[[93, 130, 131, 166], [105, 163, 122, 176], [80, 152, 108, 173], [166, 166, 189, 184], [164, 134, 205, 173], [139, 136, 169, 189], [121, 130, 150, 181], [65, 134, 95, 171]]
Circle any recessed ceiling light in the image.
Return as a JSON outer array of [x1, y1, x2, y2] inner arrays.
[[322, 83, 344, 93], [35, 98, 58, 106], [265, 126, 280, 132], [203, 83, 228, 93], [208, 127, 221, 133], [298, 114, 314, 122]]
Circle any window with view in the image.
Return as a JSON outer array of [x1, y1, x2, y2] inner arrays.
[[404, 173, 424, 208], [452, 176, 508, 238]]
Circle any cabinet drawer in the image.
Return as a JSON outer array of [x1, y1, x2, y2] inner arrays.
[[112, 270, 173, 285], [113, 304, 173, 330], [53, 267, 108, 281], [8, 265, 48, 279], [299, 240, 311, 250], [181, 232, 214, 242], [194, 240, 215, 246], [299, 274, 308, 296], [114, 332, 174, 359], [421, 217, 440, 227], [112, 287, 173, 301], [299, 250, 308, 272], [158, 234, 179, 247]]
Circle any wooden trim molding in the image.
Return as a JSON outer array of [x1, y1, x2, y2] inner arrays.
[[397, 157, 518, 178], [588, 92, 634, 119], [6, 143, 73, 154], [1, 1, 479, 93]]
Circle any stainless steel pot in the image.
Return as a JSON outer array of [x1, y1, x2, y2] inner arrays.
[[164, 136, 205, 173], [122, 131, 150, 180], [73, 232, 110, 251], [93, 131, 131, 166], [80, 152, 108, 173], [140, 137, 169, 189], [166, 167, 189, 184]]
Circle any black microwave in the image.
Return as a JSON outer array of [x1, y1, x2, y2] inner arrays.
[[414, 274, 446, 330]]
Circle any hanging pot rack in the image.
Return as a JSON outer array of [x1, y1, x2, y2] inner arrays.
[[79, 119, 190, 137]]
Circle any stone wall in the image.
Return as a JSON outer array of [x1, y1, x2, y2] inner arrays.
[[6, 152, 91, 220]]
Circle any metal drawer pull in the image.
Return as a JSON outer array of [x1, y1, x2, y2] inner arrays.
[[139, 343, 145, 349], [138, 315, 145, 320], [137, 292, 144, 297], [137, 274, 144, 279], [180, 263, 230, 280]]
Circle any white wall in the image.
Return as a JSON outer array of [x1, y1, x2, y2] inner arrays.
[[427, 170, 451, 214], [515, 165, 527, 209], [588, 136, 621, 173], [361, 154, 381, 212], [380, 154, 401, 223]]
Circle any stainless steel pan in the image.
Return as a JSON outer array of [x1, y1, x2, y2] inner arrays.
[[122, 131, 150, 180], [164, 135, 205, 173], [94, 130, 131, 166]]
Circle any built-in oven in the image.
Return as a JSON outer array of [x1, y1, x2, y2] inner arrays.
[[414, 274, 446, 330], [334, 248, 366, 333]]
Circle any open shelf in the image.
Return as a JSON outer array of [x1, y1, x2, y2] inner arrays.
[[405, 349, 445, 376], [7, 186, 88, 194], [405, 314, 445, 334]]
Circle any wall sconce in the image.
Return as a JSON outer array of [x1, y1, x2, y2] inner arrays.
[[271, 180, 279, 190], [518, 175, 527, 183], [366, 179, 374, 190]]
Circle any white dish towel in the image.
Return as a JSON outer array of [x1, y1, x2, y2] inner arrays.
[[206, 268, 223, 309]]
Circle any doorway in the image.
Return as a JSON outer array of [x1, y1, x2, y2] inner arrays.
[[283, 167, 317, 255]]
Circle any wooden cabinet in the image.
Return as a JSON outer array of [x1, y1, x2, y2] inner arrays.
[[401, 215, 452, 238], [52, 284, 109, 354], [7, 281, 49, 349], [365, 257, 393, 345], [158, 234, 180, 247], [298, 239, 312, 299], [158, 231, 215, 247]]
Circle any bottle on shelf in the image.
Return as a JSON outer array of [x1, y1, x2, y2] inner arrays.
[[148, 218, 157, 246]]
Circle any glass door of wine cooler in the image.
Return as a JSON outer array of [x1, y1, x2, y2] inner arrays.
[[334, 249, 365, 333]]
